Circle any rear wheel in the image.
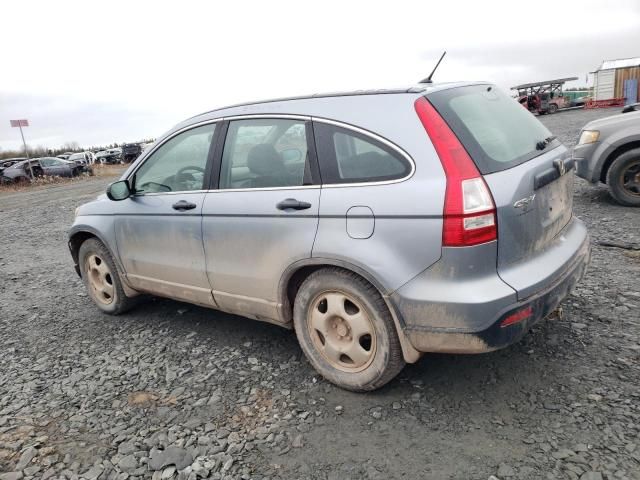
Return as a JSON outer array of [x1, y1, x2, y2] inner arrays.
[[79, 238, 137, 314], [293, 268, 405, 391], [606, 148, 640, 206], [548, 103, 558, 114]]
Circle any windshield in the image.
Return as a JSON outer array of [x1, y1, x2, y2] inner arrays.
[[427, 84, 556, 174]]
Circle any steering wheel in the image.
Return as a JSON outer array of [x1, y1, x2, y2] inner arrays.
[[176, 165, 205, 177], [164, 165, 204, 188]]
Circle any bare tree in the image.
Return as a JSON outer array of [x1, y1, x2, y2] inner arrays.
[[62, 141, 80, 152]]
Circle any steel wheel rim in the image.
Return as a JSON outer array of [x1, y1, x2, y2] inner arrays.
[[84, 254, 115, 305], [307, 291, 377, 373], [621, 160, 640, 197]]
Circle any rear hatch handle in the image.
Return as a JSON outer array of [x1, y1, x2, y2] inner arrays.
[[534, 157, 575, 190]]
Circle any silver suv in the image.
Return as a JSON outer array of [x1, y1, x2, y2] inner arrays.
[[69, 82, 590, 391], [573, 108, 640, 206]]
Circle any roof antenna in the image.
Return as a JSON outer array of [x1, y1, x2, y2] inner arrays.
[[419, 51, 447, 84]]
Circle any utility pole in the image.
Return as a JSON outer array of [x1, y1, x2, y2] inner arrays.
[[10, 119, 34, 178]]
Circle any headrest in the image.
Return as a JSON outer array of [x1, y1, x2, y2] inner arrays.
[[247, 144, 284, 176]]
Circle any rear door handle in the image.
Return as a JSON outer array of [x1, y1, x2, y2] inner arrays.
[[276, 198, 312, 211], [172, 200, 197, 211]]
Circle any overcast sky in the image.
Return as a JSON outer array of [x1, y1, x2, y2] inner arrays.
[[1, 0, 639, 151]]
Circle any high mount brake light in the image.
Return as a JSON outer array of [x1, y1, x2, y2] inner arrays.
[[415, 97, 497, 246]]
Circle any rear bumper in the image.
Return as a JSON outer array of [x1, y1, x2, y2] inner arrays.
[[391, 219, 590, 354]]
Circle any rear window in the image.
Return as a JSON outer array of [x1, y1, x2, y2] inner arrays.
[[427, 84, 557, 174]]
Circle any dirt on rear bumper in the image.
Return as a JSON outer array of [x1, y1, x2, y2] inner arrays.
[[404, 237, 590, 354]]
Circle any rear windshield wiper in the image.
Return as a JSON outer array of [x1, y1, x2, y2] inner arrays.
[[536, 135, 557, 151]]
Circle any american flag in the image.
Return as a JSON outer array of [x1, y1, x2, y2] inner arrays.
[[10, 119, 29, 127]]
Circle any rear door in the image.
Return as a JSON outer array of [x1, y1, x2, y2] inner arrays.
[[202, 117, 320, 322], [428, 85, 575, 298]]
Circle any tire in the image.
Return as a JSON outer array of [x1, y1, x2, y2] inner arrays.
[[293, 268, 405, 391], [78, 238, 137, 314], [606, 148, 640, 206], [548, 103, 558, 114]]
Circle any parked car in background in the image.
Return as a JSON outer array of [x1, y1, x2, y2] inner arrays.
[[1, 157, 92, 183], [41, 157, 93, 176], [56, 152, 74, 160], [96, 150, 121, 164], [574, 108, 640, 206], [68, 152, 93, 165], [95, 151, 110, 164], [1, 159, 43, 183], [0, 157, 27, 175], [69, 82, 590, 391], [121, 143, 142, 163]]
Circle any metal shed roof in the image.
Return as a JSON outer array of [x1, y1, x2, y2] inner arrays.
[[510, 77, 578, 90], [598, 57, 640, 70]]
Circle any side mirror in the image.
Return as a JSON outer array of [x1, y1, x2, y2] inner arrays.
[[107, 180, 132, 201]]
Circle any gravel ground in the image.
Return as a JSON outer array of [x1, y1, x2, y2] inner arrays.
[[0, 107, 639, 480]]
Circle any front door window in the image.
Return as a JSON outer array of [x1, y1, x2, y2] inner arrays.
[[133, 123, 216, 194]]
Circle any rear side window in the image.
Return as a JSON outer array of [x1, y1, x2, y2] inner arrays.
[[313, 122, 411, 184], [427, 84, 556, 174], [220, 119, 309, 189]]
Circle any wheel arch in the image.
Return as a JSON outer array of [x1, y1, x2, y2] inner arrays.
[[279, 258, 422, 363], [68, 226, 139, 297], [600, 141, 640, 183], [69, 226, 110, 267]]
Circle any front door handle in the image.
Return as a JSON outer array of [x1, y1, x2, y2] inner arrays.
[[276, 198, 312, 211], [172, 200, 197, 211]]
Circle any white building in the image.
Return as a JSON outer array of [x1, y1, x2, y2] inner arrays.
[[592, 57, 640, 103]]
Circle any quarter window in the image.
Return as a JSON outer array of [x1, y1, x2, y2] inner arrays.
[[133, 123, 215, 194], [313, 123, 410, 184], [220, 119, 308, 189]]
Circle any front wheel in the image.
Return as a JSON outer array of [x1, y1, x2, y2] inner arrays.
[[293, 268, 405, 391], [78, 238, 137, 314], [606, 148, 640, 206]]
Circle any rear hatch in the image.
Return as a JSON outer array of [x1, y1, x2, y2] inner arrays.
[[427, 84, 574, 299]]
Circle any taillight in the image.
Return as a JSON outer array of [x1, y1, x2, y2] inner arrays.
[[415, 97, 497, 246]]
